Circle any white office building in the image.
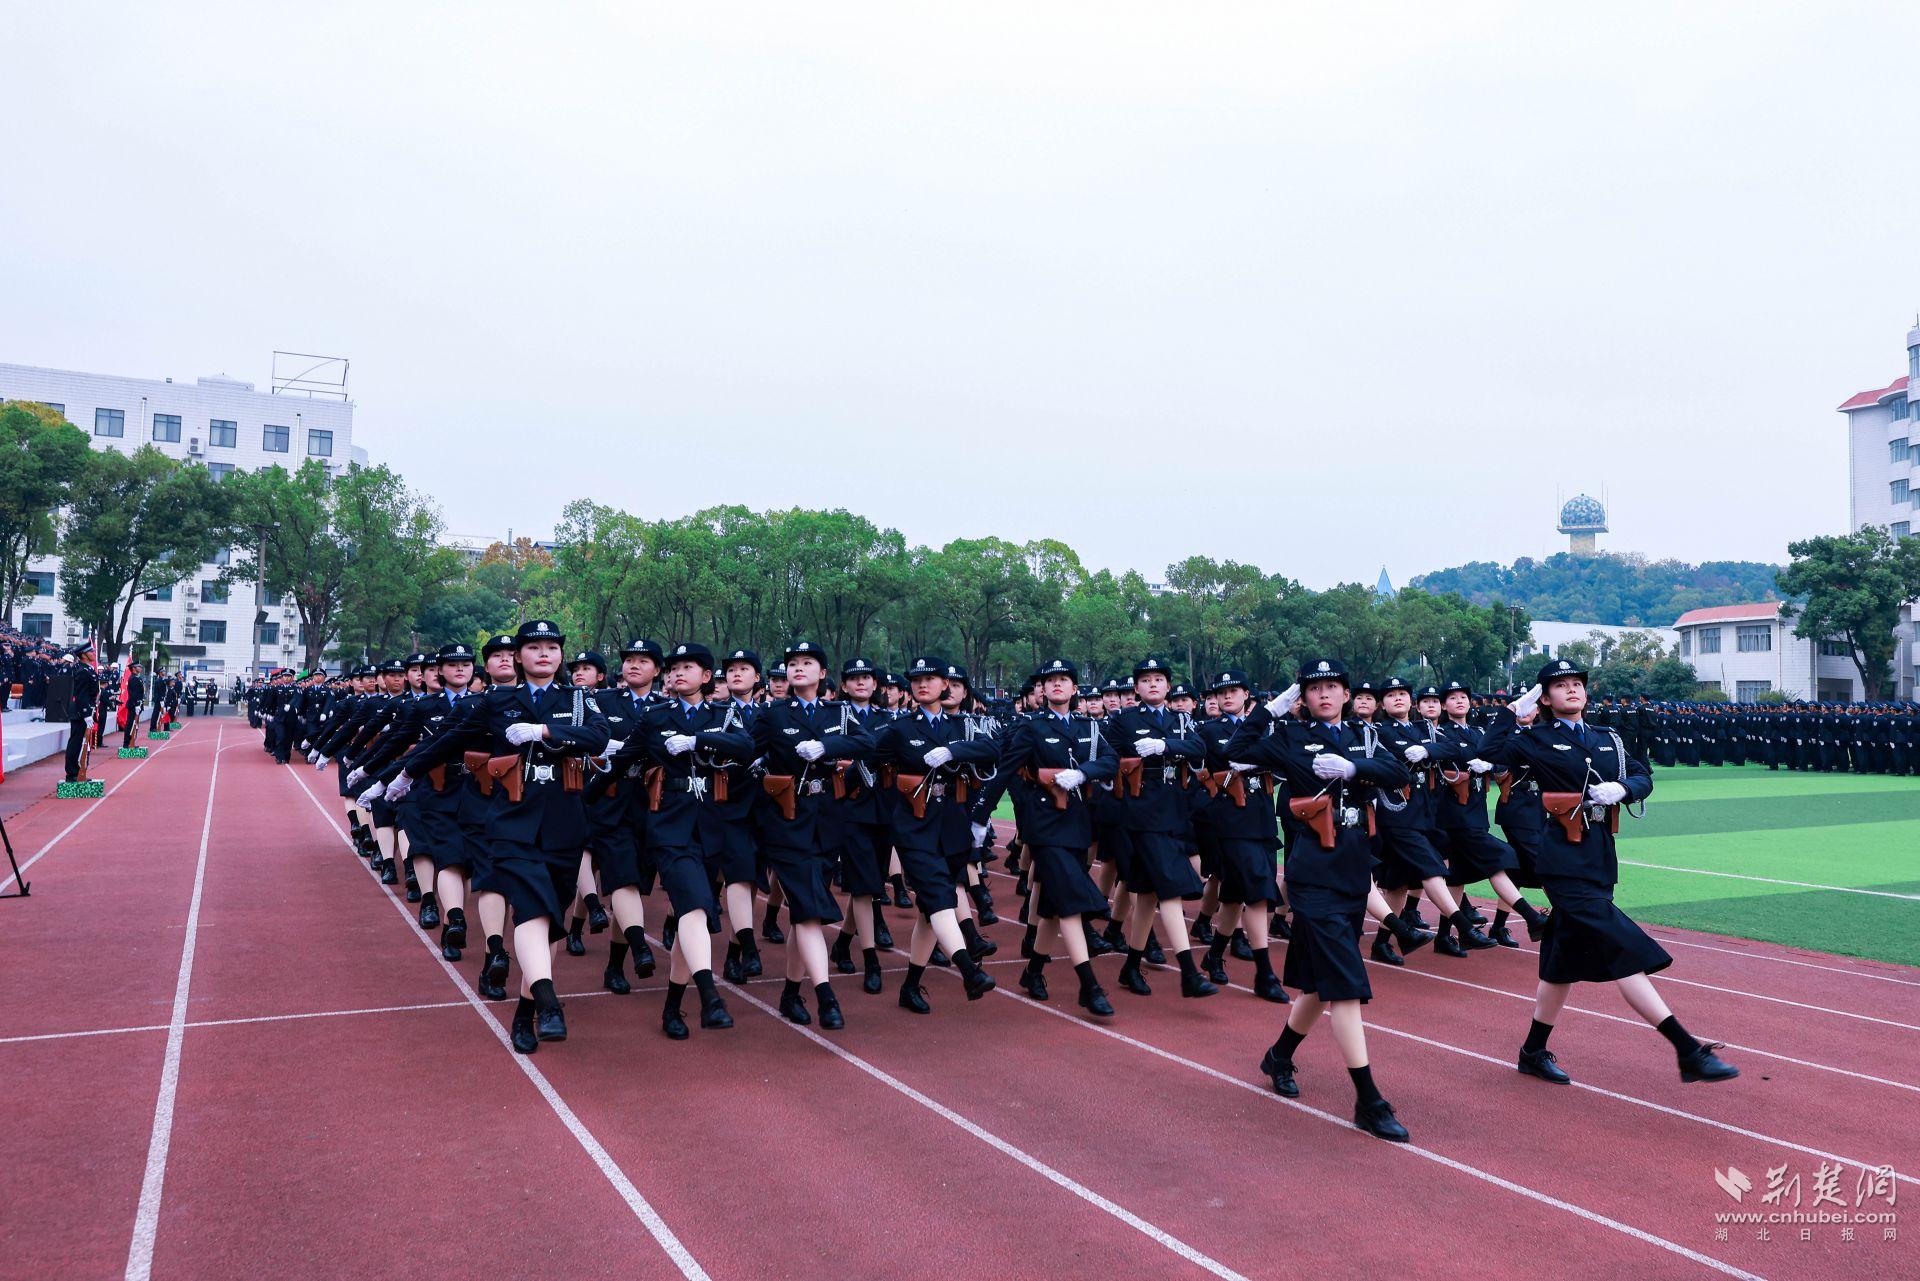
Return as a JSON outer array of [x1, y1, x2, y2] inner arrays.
[[1, 361, 363, 676], [1835, 323, 1920, 698], [1672, 602, 1862, 702]]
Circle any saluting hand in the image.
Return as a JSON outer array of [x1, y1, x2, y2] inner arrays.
[[1508, 684, 1543, 719], [1265, 684, 1300, 719]]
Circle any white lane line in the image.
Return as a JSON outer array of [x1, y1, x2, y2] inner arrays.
[[1645, 932, 1920, 989], [1619, 860, 1920, 901], [938, 964, 1765, 1281], [1, 723, 193, 893], [720, 977, 1253, 1281], [286, 763, 711, 1281], [124, 724, 222, 1281]]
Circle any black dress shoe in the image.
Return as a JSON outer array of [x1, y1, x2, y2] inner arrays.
[[1144, 937, 1167, 966], [1678, 1042, 1740, 1083], [892, 887, 913, 909], [478, 977, 506, 1001], [1259, 1047, 1299, 1098], [484, 949, 510, 990], [1270, 913, 1292, 941], [441, 940, 463, 962], [1525, 909, 1549, 941], [761, 916, 787, 945], [1433, 931, 1468, 959], [833, 951, 857, 975], [1101, 923, 1128, 952], [1180, 971, 1218, 998], [873, 921, 894, 950], [898, 983, 931, 1014], [565, 926, 586, 958], [778, 991, 812, 1025], [604, 966, 631, 995], [975, 904, 999, 926], [1354, 1097, 1410, 1143], [1078, 985, 1115, 1017], [928, 946, 951, 968], [1254, 972, 1290, 1004], [1192, 918, 1217, 944], [1117, 964, 1151, 996], [1489, 923, 1520, 949], [1463, 904, 1488, 925], [662, 1009, 690, 1040], [1370, 934, 1405, 966], [1204, 958, 1230, 986], [443, 909, 467, 950], [536, 1003, 567, 1042], [723, 946, 747, 984], [1018, 968, 1050, 1001], [379, 862, 400, 886], [587, 900, 610, 933], [418, 900, 441, 930], [1228, 930, 1254, 962], [700, 996, 734, 1029], [1085, 927, 1115, 957], [1517, 1047, 1570, 1084], [741, 942, 764, 979], [963, 968, 997, 1001], [632, 939, 657, 978], [817, 995, 844, 1030], [968, 932, 998, 958], [863, 955, 884, 994], [510, 1007, 538, 1055]]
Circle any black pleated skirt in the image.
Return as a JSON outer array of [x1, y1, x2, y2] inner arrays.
[[1214, 836, 1281, 906], [1537, 877, 1673, 985], [1373, 825, 1448, 886], [1442, 827, 1519, 881], [473, 838, 575, 934], [1121, 830, 1204, 901], [1025, 844, 1109, 919], [1280, 884, 1370, 1003], [766, 848, 844, 925]]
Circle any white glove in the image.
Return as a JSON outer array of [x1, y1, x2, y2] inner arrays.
[[306, 749, 318, 763], [795, 739, 825, 762], [970, 822, 990, 846], [1403, 745, 1428, 764], [314, 755, 331, 771], [1311, 752, 1357, 780], [1054, 767, 1086, 790], [505, 722, 545, 746], [1468, 758, 1494, 775], [923, 745, 953, 768], [1508, 683, 1543, 719], [1228, 761, 1258, 773], [1264, 683, 1300, 718], [603, 738, 625, 757], [1587, 781, 1627, 805], [1135, 737, 1166, 757], [664, 733, 697, 756], [384, 773, 413, 802], [345, 767, 367, 790], [356, 782, 385, 806]]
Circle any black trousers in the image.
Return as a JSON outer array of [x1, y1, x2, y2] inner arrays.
[[63, 718, 88, 780]]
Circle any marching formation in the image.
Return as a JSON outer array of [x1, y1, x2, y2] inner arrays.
[[245, 626, 1741, 1144]]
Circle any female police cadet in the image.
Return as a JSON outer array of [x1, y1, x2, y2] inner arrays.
[[873, 657, 1003, 1014], [748, 641, 877, 1029], [386, 621, 612, 1055], [826, 656, 898, 996], [1432, 680, 1549, 948], [1226, 660, 1416, 1143], [1194, 669, 1289, 1003], [1479, 660, 1738, 1088], [583, 638, 665, 995], [973, 657, 1119, 1017]]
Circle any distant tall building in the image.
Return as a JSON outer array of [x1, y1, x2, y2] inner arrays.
[[1373, 566, 1395, 597], [1835, 322, 1920, 697], [1556, 493, 1607, 555]]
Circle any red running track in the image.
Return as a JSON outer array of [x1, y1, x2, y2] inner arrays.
[[2, 723, 1913, 1280]]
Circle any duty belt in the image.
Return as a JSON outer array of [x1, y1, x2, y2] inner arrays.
[[664, 776, 712, 798], [527, 763, 556, 785], [800, 779, 828, 797]]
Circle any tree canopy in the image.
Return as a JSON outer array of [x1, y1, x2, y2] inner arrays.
[[1776, 526, 1920, 699], [1410, 553, 1780, 627]]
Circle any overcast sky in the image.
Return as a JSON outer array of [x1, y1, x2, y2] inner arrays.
[[5, 3, 1916, 588]]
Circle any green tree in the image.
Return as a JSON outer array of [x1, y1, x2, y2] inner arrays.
[[1776, 526, 1920, 699], [59, 446, 238, 661], [0, 401, 91, 619], [332, 467, 463, 658]]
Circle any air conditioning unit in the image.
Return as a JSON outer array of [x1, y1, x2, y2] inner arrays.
[[187, 436, 203, 455], [185, 598, 199, 614]]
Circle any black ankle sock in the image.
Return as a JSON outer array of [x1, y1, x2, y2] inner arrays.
[[1024, 954, 1048, 978], [905, 963, 927, 989], [609, 939, 629, 965], [583, 892, 602, 913], [1176, 949, 1199, 978], [1272, 1023, 1306, 1062], [961, 919, 987, 949], [763, 907, 779, 926], [422, 891, 438, 907], [692, 969, 719, 1002], [815, 982, 836, 1005], [1524, 1019, 1554, 1054], [1074, 960, 1097, 990], [1204, 936, 1228, 966], [1022, 923, 1039, 953], [664, 981, 687, 1014], [1451, 908, 1477, 931], [862, 947, 879, 966], [1657, 1015, 1701, 1055], [1348, 1064, 1384, 1105], [1514, 898, 1546, 928], [735, 927, 754, 948], [567, 917, 583, 939], [1123, 947, 1146, 969], [1380, 911, 1406, 937], [624, 925, 647, 951], [1195, 912, 1213, 931], [514, 995, 535, 1019], [1493, 909, 1511, 930], [1252, 946, 1275, 979], [487, 934, 506, 955], [530, 978, 558, 1011], [953, 949, 983, 981], [782, 979, 801, 1000]]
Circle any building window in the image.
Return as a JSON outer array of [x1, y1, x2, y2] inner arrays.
[[263, 424, 290, 453], [1896, 521, 1913, 539], [1895, 480, 1911, 506], [1736, 624, 1772, 652], [1736, 680, 1772, 701], [211, 547, 231, 567], [38, 401, 64, 416], [152, 584, 173, 602], [306, 428, 333, 457], [22, 568, 54, 599], [1896, 398, 1912, 421], [1894, 439, 1910, 464], [197, 619, 228, 643], [207, 462, 236, 481], [209, 419, 237, 448], [141, 618, 172, 641], [152, 413, 182, 443], [201, 579, 229, 604], [1678, 631, 1691, 657], [1911, 345, 1919, 382], [95, 408, 125, 437], [22, 612, 52, 637], [257, 621, 280, 645], [1818, 639, 1852, 658], [1698, 627, 1721, 654]]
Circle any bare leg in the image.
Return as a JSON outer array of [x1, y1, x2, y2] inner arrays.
[[1615, 972, 1674, 1026], [928, 907, 967, 956], [909, 914, 936, 965], [1534, 979, 1572, 1024], [676, 908, 714, 974], [514, 920, 553, 992], [1154, 898, 1193, 955], [1325, 1000, 1369, 1068], [793, 922, 830, 987], [722, 882, 754, 936], [435, 867, 466, 914], [1421, 876, 1462, 918], [476, 891, 507, 943], [1057, 915, 1090, 966], [608, 885, 647, 932], [1124, 894, 1157, 949]]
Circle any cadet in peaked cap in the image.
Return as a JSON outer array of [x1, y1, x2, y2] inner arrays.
[[568, 650, 608, 687], [620, 638, 665, 662], [437, 642, 475, 663]]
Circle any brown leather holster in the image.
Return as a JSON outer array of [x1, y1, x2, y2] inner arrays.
[[1542, 792, 1590, 843], [1442, 769, 1471, 805], [1115, 758, 1143, 798], [427, 764, 449, 793], [762, 774, 797, 821], [893, 772, 930, 819], [1219, 770, 1248, 807], [486, 754, 524, 803], [464, 751, 494, 797], [1496, 772, 1512, 804], [645, 766, 665, 812], [1288, 795, 1338, 850], [561, 758, 585, 794], [1020, 766, 1071, 811]]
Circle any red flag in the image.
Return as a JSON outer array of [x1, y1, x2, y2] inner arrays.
[[116, 664, 133, 732]]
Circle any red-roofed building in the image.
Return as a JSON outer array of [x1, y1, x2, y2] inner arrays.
[[1833, 323, 1920, 697]]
